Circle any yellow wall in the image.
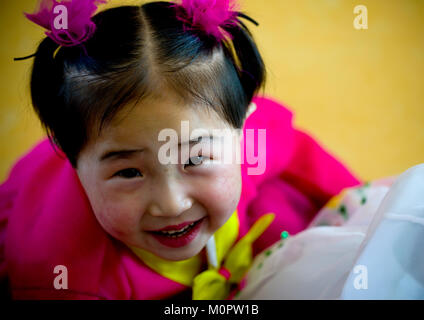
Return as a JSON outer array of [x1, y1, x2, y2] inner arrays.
[[1, 0, 423, 182]]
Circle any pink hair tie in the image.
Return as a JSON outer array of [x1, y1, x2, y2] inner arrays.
[[172, 0, 241, 42], [24, 0, 106, 47]]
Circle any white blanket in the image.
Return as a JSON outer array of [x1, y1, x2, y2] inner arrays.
[[237, 164, 424, 299]]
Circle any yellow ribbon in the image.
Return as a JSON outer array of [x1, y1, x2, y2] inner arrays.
[[192, 213, 275, 300], [53, 45, 62, 59]]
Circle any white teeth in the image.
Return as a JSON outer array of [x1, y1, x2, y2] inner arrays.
[[159, 222, 195, 236]]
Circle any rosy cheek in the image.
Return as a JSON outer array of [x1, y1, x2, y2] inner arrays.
[[93, 198, 142, 238], [213, 166, 241, 201], [200, 165, 241, 230]]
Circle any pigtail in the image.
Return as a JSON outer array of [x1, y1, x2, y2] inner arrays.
[[30, 37, 67, 160], [221, 13, 266, 106]]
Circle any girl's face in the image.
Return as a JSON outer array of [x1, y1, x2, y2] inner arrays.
[[76, 92, 250, 261]]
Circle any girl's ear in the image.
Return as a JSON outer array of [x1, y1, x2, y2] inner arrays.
[[241, 102, 257, 129], [246, 102, 257, 119]]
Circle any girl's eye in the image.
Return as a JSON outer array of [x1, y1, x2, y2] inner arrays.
[[114, 168, 143, 179], [184, 156, 204, 169]]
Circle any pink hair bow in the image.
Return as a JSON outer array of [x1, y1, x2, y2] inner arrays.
[[172, 0, 240, 42], [25, 0, 106, 47]]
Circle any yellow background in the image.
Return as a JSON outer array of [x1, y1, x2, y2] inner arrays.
[[1, 0, 423, 182]]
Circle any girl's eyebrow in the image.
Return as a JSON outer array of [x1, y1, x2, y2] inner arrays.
[[178, 135, 213, 146], [99, 135, 214, 162], [99, 149, 144, 163], [99, 135, 217, 163]]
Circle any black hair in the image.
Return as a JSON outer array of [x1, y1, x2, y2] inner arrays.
[[29, 1, 266, 167]]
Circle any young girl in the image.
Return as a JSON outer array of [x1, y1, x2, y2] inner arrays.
[[0, 0, 361, 299]]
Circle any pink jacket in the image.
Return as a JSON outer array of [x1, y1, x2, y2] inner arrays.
[[0, 96, 361, 299]]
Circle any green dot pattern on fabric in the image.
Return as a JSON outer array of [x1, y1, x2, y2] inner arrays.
[[265, 250, 272, 256], [258, 262, 263, 269], [361, 197, 367, 205], [339, 204, 348, 219], [281, 231, 289, 239]]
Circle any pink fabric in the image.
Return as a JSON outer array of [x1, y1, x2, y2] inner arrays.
[[0, 96, 361, 299], [24, 0, 106, 47], [218, 267, 231, 280], [172, 0, 239, 42]]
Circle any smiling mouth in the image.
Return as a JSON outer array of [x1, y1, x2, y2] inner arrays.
[[149, 218, 204, 238]]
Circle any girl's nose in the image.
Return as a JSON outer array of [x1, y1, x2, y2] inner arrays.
[[148, 181, 193, 217], [149, 197, 193, 217]]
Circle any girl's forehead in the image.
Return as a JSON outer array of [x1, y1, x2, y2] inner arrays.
[[108, 96, 229, 134], [89, 96, 233, 153]]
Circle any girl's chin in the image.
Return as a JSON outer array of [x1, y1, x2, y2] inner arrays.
[[150, 242, 206, 261]]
